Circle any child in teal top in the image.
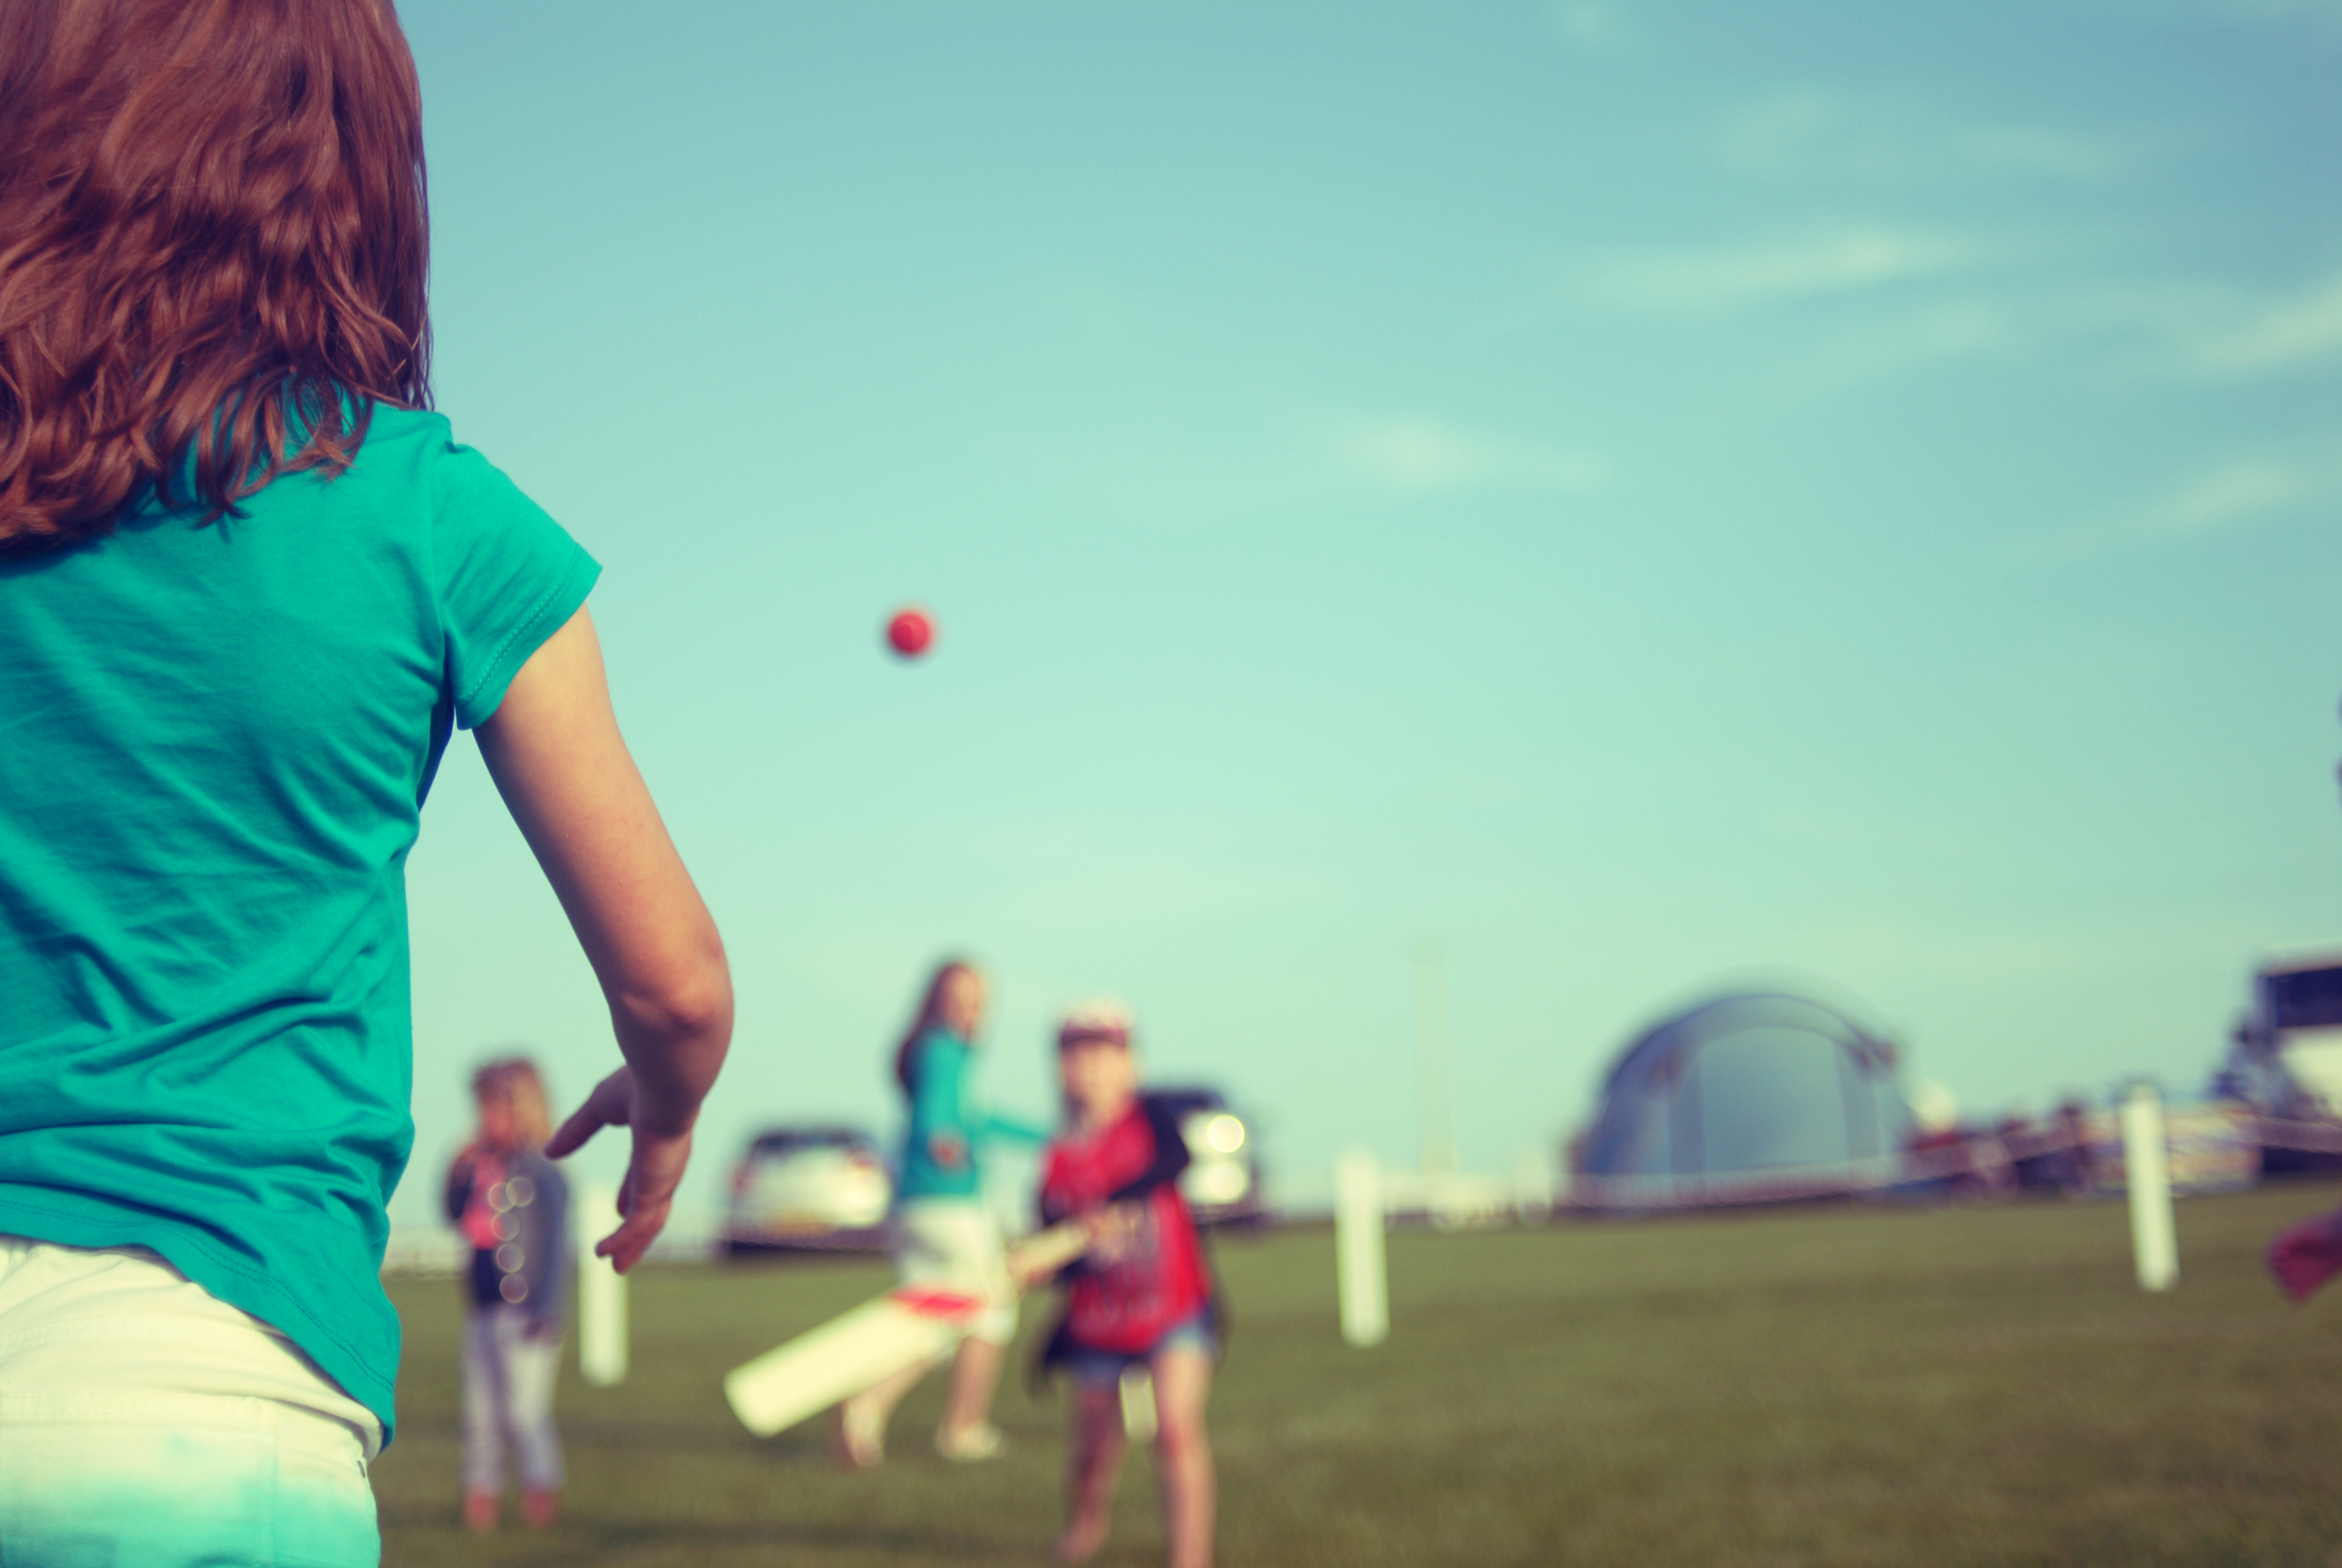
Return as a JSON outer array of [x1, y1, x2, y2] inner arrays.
[[898, 1023, 1053, 1200], [834, 961, 1045, 1466]]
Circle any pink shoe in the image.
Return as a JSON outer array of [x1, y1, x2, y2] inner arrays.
[[2269, 1210, 2342, 1301]]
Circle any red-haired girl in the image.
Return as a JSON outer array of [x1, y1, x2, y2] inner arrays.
[[0, 3, 732, 1560]]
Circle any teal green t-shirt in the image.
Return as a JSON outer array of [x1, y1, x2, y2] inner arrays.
[[0, 407, 599, 1440], [896, 1029, 1049, 1202]]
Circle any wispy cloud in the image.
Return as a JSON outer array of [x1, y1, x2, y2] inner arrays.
[[2154, 459, 2321, 535], [2075, 269, 2342, 380], [2168, 270, 2342, 376], [1600, 229, 1969, 314], [2035, 451, 2336, 560], [1718, 90, 2119, 185], [1717, 91, 1843, 178], [971, 819, 1338, 927], [1549, 3, 1623, 45], [1803, 300, 2022, 383], [1334, 416, 1607, 494], [1953, 126, 2117, 180]]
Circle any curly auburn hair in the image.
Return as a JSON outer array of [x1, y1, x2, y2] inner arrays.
[[0, 0, 430, 552]]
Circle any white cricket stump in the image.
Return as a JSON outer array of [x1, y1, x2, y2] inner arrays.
[[1119, 1367, 1159, 1442], [1335, 1150, 1388, 1347], [2121, 1083, 2179, 1293], [577, 1180, 630, 1385]]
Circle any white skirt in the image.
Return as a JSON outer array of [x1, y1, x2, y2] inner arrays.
[[891, 1198, 1019, 1347]]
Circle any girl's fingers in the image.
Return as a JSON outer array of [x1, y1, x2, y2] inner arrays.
[[599, 1185, 674, 1272], [598, 1207, 662, 1272], [545, 1067, 636, 1159], [553, 1067, 671, 1264], [595, 1126, 692, 1272], [543, 1102, 603, 1160]]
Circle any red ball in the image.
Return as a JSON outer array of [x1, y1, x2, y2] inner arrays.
[[885, 606, 935, 658]]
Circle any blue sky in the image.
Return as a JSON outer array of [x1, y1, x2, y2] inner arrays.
[[390, 0, 2342, 1223]]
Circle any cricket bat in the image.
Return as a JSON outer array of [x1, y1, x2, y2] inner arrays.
[[724, 1220, 1089, 1438]]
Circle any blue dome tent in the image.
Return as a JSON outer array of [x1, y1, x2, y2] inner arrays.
[[1572, 991, 1917, 1211]]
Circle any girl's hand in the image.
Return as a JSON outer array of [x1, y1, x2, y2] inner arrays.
[[546, 1066, 695, 1275], [1080, 1202, 1145, 1264]]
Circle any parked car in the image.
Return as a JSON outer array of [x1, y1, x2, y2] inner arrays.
[[724, 1125, 892, 1256], [1152, 1087, 1267, 1231]]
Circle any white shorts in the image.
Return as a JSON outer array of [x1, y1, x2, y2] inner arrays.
[[891, 1200, 1018, 1347], [0, 1234, 381, 1567]]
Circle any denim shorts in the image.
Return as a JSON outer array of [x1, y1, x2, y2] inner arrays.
[[1064, 1309, 1218, 1388]]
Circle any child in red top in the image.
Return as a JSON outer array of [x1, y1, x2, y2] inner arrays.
[[1038, 1002, 1217, 1568]]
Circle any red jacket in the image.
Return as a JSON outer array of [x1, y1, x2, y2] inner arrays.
[[1040, 1095, 1211, 1354]]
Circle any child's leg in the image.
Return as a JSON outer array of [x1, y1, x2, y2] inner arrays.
[[839, 1200, 974, 1467], [458, 1310, 507, 1531], [928, 1203, 1017, 1453], [937, 1333, 1009, 1453], [1055, 1380, 1127, 1563], [1149, 1347, 1215, 1568], [501, 1315, 565, 1526], [832, 1348, 945, 1468]]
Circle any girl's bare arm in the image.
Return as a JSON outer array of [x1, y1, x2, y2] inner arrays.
[[475, 606, 734, 1272]]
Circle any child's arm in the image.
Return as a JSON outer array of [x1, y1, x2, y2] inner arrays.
[[1030, 1170, 1093, 1286], [475, 607, 734, 1274], [444, 1147, 480, 1223], [1104, 1096, 1193, 1204], [527, 1160, 571, 1339], [979, 1108, 1052, 1146]]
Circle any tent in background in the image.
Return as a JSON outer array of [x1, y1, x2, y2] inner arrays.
[[1571, 991, 1916, 1212]]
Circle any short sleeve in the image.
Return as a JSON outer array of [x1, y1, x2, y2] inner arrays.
[[427, 435, 600, 730]]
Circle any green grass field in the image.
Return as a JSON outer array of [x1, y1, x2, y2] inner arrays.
[[377, 1182, 2342, 1566]]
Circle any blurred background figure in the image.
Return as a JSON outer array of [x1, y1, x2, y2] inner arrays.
[[1038, 1001, 1218, 1568], [835, 961, 1048, 1466], [447, 1058, 571, 1532], [2262, 703, 2342, 1302]]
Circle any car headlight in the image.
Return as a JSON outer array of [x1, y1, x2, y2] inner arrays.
[[1203, 1114, 1245, 1154], [1187, 1161, 1251, 1204]]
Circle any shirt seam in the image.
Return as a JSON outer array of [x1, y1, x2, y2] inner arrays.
[[455, 570, 569, 723]]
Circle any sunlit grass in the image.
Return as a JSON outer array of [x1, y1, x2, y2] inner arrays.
[[377, 1180, 2342, 1566]]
